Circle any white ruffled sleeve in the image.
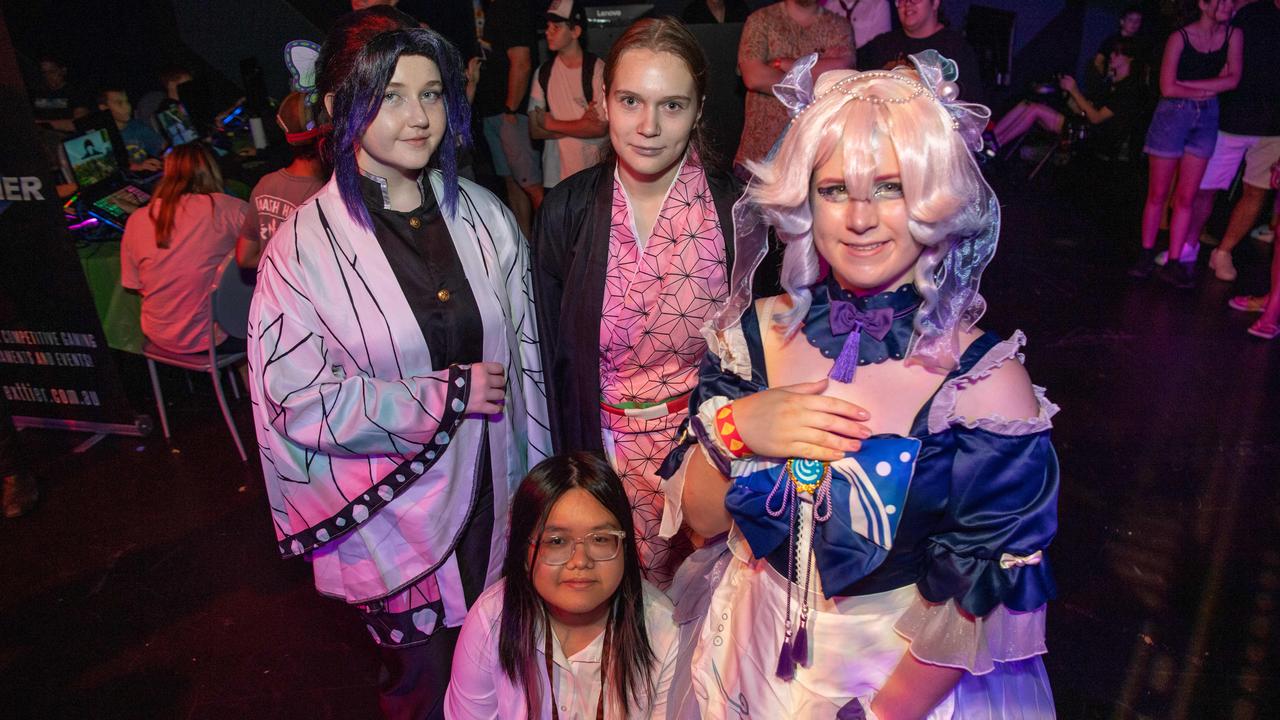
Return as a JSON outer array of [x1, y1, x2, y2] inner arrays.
[[894, 593, 1048, 675]]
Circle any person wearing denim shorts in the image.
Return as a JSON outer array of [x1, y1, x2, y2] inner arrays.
[[474, 0, 544, 237], [1184, 0, 1280, 284], [1132, 0, 1241, 287]]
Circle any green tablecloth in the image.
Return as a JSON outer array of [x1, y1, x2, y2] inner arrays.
[[78, 241, 143, 355]]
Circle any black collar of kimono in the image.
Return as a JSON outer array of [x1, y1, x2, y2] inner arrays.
[[801, 276, 920, 371], [358, 170, 436, 216]]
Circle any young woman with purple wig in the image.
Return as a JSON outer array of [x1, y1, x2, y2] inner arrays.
[[246, 27, 550, 718]]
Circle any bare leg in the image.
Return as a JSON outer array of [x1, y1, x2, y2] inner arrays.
[[1187, 189, 1216, 244], [1218, 184, 1270, 256], [1032, 105, 1066, 136], [525, 183, 544, 213], [993, 103, 1064, 147], [1142, 156, 1180, 250], [993, 102, 1033, 146], [504, 176, 533, 239], [1167, 152, 1211, 264], [1250, 245, 1280, 335]]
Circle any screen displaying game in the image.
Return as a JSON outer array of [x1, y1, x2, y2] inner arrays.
[[156, 104, 201, 147], [62, 129, 120, 188]]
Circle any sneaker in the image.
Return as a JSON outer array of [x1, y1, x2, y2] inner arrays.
[[1155, 241, 1201, 266], [1251, 224, 1275, 243], [980, 130, 1000, 161], [1128, 248, 1159, 278], [1158, 261, 1196, 289], [1247, 319, 1280, 339], [1229, 295, 1269, 312], [1209, 248, 1237, 282]]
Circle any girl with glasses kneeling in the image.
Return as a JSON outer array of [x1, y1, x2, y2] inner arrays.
[[446, 453, 679, 719]]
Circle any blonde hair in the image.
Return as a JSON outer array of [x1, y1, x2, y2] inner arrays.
[[744, 67, 997, 371]]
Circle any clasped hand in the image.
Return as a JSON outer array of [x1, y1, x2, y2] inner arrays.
[[729, 378, 872, 462], [466, 362, 506, 414]]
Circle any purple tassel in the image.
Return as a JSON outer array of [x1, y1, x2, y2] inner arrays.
[[775, 638, 796, 680], [828, 326, 862, 383], [791, 620, 809, 666]]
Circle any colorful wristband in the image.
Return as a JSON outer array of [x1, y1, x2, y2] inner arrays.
[[714, 403, 752, 458]]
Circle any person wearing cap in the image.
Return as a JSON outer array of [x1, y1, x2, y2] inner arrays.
[[527, 0, 607, 188], [235, 92, 328, 269]]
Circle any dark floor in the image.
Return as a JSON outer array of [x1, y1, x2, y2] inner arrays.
[[2, 155, 1279, 719]]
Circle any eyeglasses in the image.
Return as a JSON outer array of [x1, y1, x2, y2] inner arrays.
[[533, 530, 627, 565]]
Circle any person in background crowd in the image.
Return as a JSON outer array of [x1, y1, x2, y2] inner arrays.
[[29, 55, 91, 133], [1132, 0, 1241, 287], [858, 0, 986, 105], [136, 66, 194, 129], [528, 0, 608, 189], [990, 38, 1147, 160], [1093, 4, 1147, 78], [121, 144, 248, 355], [247, 27, 549, 720], [445, 453, 679, 718], [681, 0, 750, 24], [235, 92, 327, 269], [406, 0, 483, 60], [736, 0, 853, 171], [659, 53, 1058, 719], [821, 0, 891, 49], [1228, 159, 1280, 339], [97, 87, 165, 173], [476, 0, 544, 237], [535, 18, 779, 588], [1184, 0, 1280, 284]]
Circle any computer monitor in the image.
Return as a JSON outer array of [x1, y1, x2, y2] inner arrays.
[[584, 4, 654, 28], [155, 102, 201, 147], [62, 129, 121, 188]]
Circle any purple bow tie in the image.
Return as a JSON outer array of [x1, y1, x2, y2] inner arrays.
[[828, 302, 894, 384]]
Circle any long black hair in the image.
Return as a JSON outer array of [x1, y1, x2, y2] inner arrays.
[[331, 27, 471, 225], [499, 452, 656, 717]]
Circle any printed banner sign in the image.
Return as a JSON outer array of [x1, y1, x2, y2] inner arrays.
[[0, 15, 139, 429]]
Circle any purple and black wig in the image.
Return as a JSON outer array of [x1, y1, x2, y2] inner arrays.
[[331, 27, 472, 225]]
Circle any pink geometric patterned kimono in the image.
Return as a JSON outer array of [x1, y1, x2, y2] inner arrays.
[[599, 154, 728, 587]]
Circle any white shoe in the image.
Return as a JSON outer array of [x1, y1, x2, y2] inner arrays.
[[1251, 224, 1275, 243], [1155, 242, 1200, 267], [1209, 248, 1237, 282], [1180, 239, 1200, 262]]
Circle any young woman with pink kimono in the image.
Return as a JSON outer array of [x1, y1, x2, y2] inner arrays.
[[533, 17, 779, 588]]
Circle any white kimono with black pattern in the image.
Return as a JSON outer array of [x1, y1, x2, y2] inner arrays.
[[247, 172, 550, 646]]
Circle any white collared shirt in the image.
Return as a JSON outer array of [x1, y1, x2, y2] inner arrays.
[[445, 579, 679, 719]]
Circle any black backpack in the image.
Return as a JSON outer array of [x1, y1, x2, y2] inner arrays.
[[536, 52, 598, 117]]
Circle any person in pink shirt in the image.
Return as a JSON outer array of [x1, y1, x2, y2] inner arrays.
[[121, 143, 248, 354]]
